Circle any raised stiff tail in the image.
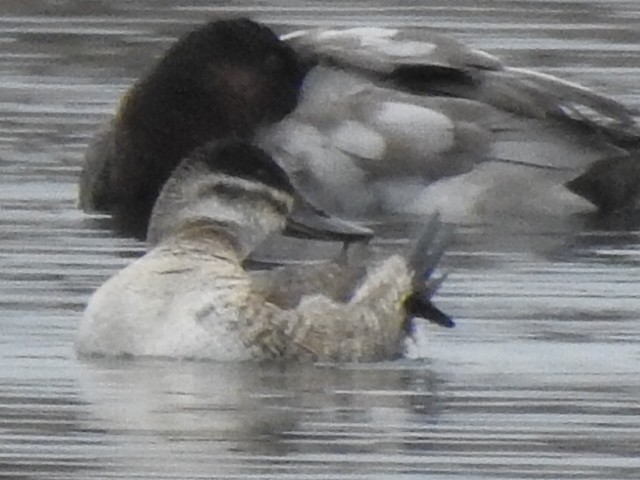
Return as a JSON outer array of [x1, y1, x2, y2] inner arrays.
[[404, 214, 455, 329]]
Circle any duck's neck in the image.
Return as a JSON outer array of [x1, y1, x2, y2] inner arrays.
[[158, 208, 281, 262], [160, 221, 241, 261], [150, 186, 287, 258]]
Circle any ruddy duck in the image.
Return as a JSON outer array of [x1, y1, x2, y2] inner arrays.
[[75, 140, 453, 361]]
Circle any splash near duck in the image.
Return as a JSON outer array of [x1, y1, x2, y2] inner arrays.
[[76, 140, 453, 362]]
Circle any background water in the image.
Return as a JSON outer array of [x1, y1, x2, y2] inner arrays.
[[1, 1, 640, 478]]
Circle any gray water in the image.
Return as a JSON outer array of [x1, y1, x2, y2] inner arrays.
[[2, 1, 640, 478]]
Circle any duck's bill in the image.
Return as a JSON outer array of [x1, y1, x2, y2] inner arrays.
[[284, 196, 372, 242]]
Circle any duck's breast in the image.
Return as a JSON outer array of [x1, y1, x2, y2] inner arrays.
[[76, 249, 253, 360]]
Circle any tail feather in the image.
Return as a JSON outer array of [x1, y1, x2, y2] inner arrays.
[[404, 293, 454, 331], [404, 214, 455, 329], [566, 149, 640, 212], [408, 213, 454, 287]]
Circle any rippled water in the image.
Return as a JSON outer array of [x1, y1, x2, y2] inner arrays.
[[1, 1, 640, 478]]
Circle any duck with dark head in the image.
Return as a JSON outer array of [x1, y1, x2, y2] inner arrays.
[[80, 16, 640, 238], [79, 18, 306, 238]]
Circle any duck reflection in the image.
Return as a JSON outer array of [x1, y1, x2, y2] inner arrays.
[[76, 356, 446, 474]]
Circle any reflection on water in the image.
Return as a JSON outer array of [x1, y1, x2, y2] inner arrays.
[[72, 360, 446, 478], [1, 0, 640, 478]]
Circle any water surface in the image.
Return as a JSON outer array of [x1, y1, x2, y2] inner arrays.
[[1, 1, 640, 478]]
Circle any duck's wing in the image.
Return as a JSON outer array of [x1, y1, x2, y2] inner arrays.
[[258, 67, 500, 215], [249, 242, 370, 309], [250, 251, 412, 362], [285, 26, 639, 143], [283, 26, 503, 75], [247, 215, 453, 362], [277, 27, 640, 214]]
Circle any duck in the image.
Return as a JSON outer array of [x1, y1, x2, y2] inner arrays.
[[78, 18, 306, 239], [78, 17, 640, 237], [75, 139, 453, 362], [259, 25, 640, 224]]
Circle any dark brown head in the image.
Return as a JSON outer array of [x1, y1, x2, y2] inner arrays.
[[144, 18, 304, 130], [108, 18, 305, 233]]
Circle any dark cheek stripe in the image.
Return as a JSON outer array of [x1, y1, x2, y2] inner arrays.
[[200, 182, 290, 216]]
